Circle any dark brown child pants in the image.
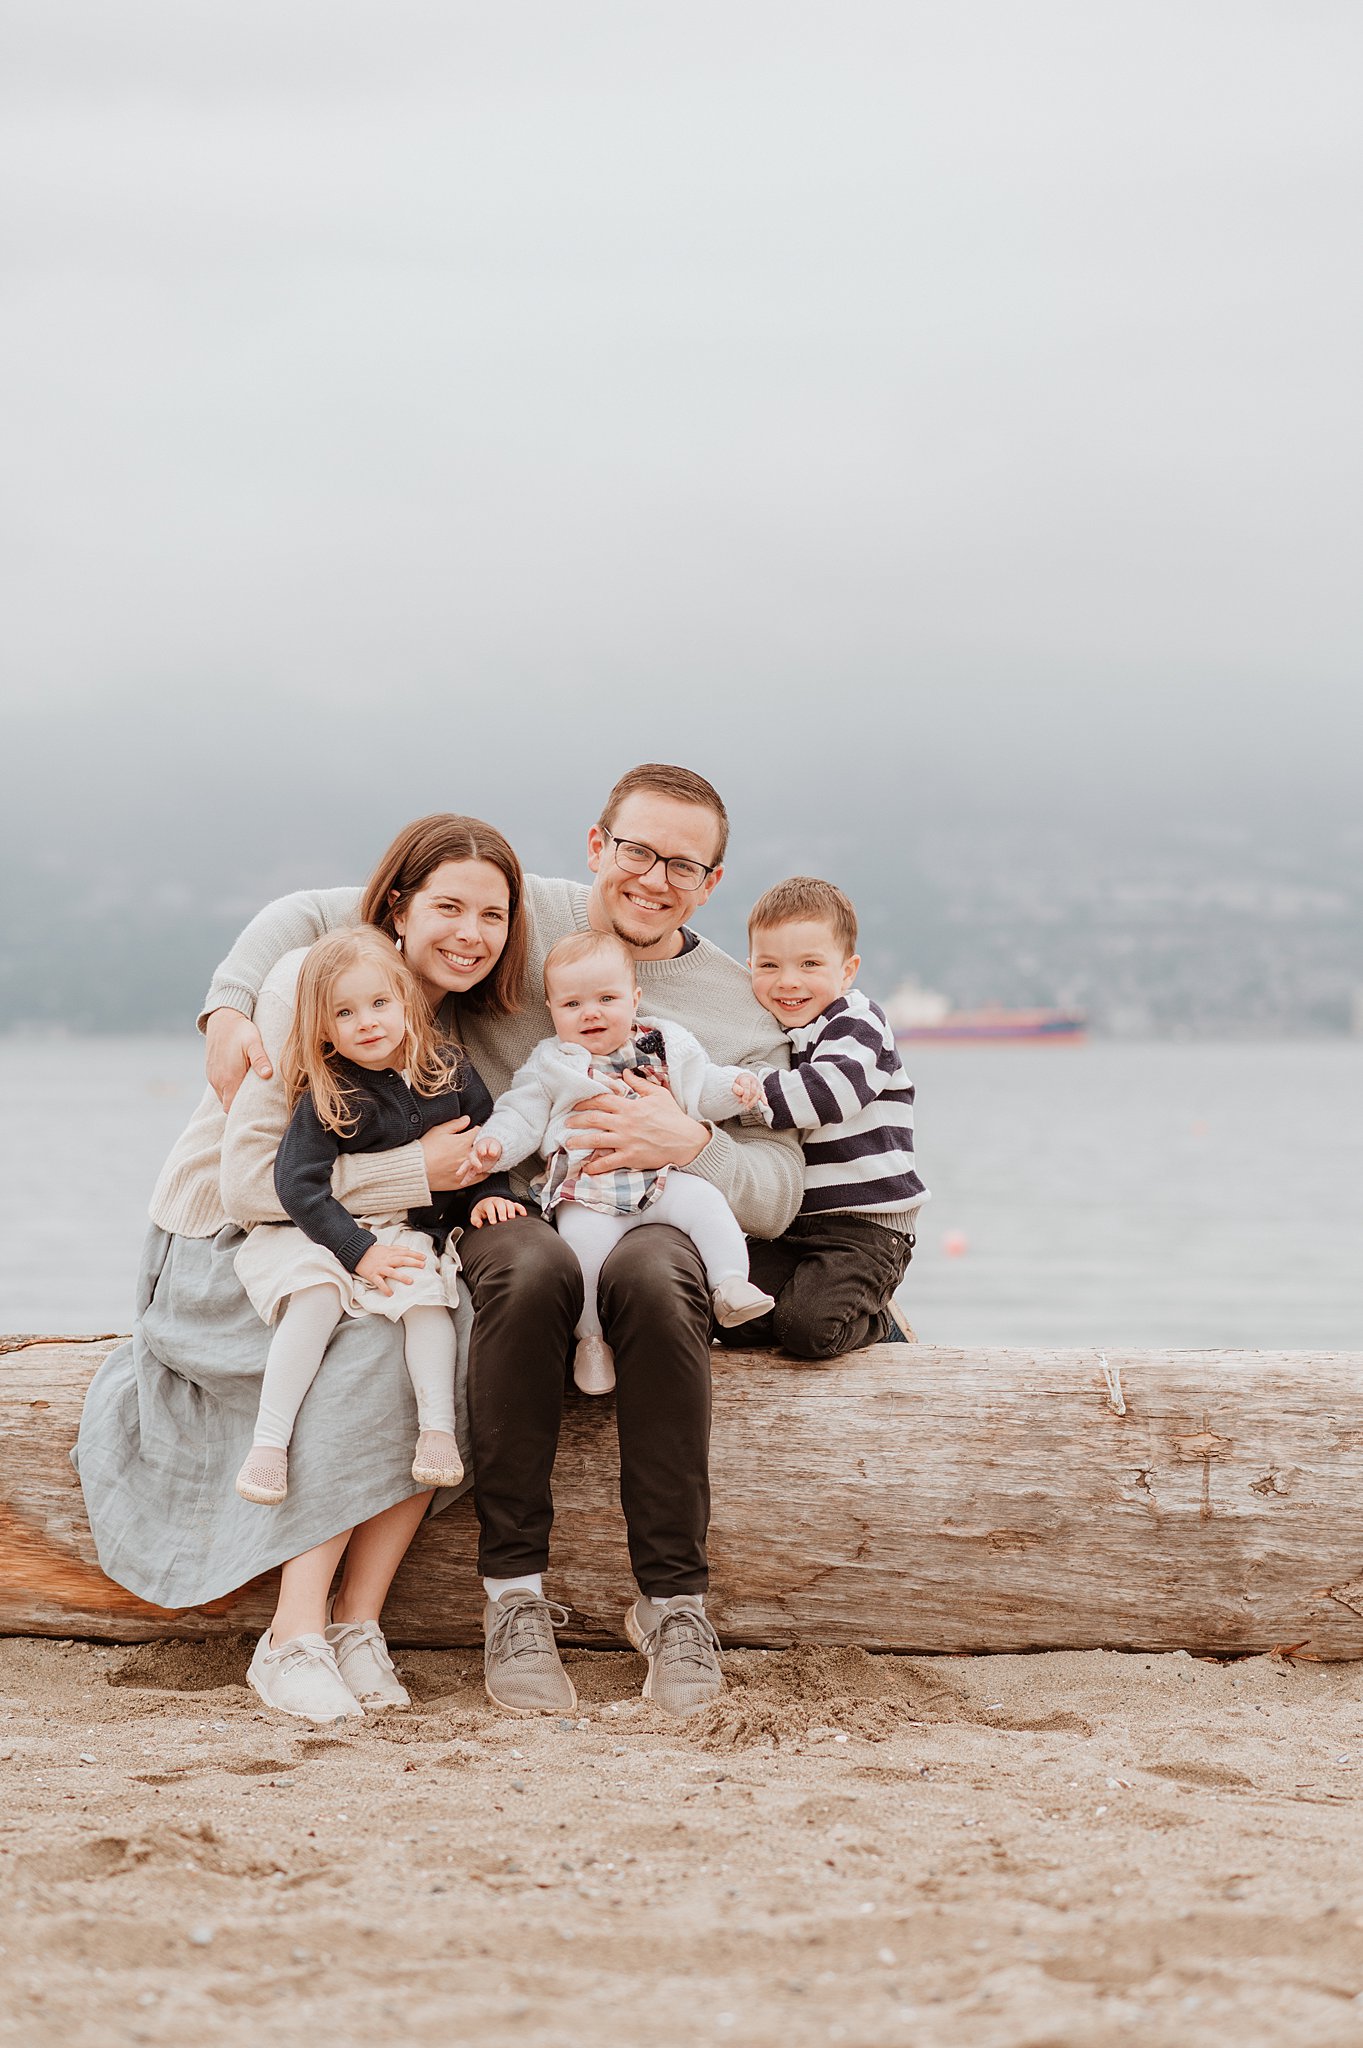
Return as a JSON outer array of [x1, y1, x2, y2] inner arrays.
[[720, 1211, 915, 1359], [458, 1213, 713, 1597]]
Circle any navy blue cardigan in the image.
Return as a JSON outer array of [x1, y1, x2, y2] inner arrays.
[[272, 1052, 510, 1273]]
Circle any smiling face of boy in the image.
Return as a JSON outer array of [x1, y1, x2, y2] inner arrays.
[[546, 948, 643, 1056], [748, 918, 861, 1033]]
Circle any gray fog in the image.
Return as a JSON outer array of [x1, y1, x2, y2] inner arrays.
[[2, 2, 1360, 1029]]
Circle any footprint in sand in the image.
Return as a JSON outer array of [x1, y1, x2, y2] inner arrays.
[[1145, 1759, 1255, 1790], [18, 1836, 135, 1884], [976, 1709, 1095, 1736], [107, 1639, 254, 1693]]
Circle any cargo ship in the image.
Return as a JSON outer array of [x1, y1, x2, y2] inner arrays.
[[885, 983, 1087, 1044]]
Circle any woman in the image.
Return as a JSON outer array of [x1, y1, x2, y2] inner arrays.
[[75, 815, 527, 1721]]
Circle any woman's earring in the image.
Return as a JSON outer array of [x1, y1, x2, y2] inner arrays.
[[394, 935, 404, 953]]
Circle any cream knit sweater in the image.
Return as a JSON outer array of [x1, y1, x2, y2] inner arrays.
[[151, 876, 803, 1242]]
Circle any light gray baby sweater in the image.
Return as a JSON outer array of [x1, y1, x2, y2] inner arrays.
[[482, 1016, 751, 1172]]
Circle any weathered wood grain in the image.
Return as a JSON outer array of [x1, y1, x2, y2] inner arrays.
[[4, 1338, 1363, 1653]]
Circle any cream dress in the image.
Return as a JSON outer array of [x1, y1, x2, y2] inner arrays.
[[234, 1213, 463, 1327]]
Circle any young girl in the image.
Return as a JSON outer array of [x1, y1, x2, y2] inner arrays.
[[233, 927, 520, 1506], [458, 930, 774, 1396]]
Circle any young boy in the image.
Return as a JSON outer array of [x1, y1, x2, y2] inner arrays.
[[729, 877, 928, 1357]]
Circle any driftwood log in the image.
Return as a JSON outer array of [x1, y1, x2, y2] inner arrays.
[[3, 1336, 1363, 1655]]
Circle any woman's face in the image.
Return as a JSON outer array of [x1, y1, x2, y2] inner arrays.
[[392, 858, 511, 1005]]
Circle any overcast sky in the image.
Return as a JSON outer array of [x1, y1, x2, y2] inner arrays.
[[2, 1, 1361, 889]]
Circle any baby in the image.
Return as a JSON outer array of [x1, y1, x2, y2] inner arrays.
[[730, 876, 929, 1357], [460, 930, 775, 1394]]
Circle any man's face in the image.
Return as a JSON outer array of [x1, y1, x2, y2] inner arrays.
[[586, 792, 724, 958]]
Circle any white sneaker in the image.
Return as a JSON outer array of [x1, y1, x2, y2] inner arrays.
[[246, 1630, 363, 1723], [324, 1618, 411, 1710], [711, 1277, 776, 1328], [573, 1334, 616, 1395]]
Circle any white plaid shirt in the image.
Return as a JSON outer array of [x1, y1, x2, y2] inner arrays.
[[538, 1029, 673, 1217]]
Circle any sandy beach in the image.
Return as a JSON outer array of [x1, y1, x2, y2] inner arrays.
[[2, 1633, 1362, 2047]]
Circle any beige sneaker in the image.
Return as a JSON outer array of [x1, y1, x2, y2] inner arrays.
[[625, 1595, 723, 1716], [711, 1277, 776, 1328], [483, 1591, 578, 1716], [412, 1429, 464, 1486], [573, 1335, 616, 1395], [236, 1446, 289, 1505], [246, 1630, 363, 1723], [324, 1618, 411, 1710]]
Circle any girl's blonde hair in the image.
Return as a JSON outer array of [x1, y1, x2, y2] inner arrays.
[[282, 928, 462, 1136]]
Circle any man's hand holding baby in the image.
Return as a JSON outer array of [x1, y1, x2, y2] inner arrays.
[[566, 1067, 708, 1175]]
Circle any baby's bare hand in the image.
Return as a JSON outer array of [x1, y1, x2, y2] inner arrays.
[[731, 1071, 763, 1107], [452, 1134, 503, 1189], [471, 1196, 528, 1228]]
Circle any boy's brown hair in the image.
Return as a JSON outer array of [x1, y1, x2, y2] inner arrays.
[[748, 876, 859, 956], [598, 763, 729, 864], [543, 929, 638, 998]]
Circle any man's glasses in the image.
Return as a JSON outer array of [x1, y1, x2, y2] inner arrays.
[[601, 829, 717, 893]]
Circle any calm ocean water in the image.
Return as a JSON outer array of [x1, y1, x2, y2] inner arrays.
[[1, 1035, 1359, 1350]]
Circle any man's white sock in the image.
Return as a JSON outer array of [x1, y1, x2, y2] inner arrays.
[[484, 1573, 544, 1602]]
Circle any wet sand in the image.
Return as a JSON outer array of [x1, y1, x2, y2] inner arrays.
[[2, 1634, 1362, 2046]]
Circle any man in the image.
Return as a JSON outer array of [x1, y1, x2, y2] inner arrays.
[[204, 764, 802, 1715]]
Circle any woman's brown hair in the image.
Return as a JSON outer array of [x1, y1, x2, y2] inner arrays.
[[358, 814, 528, 1018], [282, 928, 461, 1136]]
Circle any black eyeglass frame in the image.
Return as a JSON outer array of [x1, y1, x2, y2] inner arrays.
[[600, 827, 719, 893]]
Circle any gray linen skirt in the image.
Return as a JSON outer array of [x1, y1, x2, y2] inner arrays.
[[73, 1222, 472, 1611]]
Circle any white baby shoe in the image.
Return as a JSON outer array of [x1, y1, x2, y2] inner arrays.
[[711, 1277, 776, 1328], [411, 1429, 464, 1487], [246, 1630, 363, 1723], [324, 1618, 411, 1710], [573, 1335, 616, 1395]]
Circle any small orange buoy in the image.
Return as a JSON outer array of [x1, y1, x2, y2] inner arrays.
[[942, 1230, 968, 1259]]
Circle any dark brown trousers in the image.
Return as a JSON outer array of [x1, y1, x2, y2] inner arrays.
[[717, 1211, 915, 1359], [457, 1212, 713, 1596]]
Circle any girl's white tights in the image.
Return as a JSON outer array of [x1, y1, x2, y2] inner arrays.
[[554, 1174, 750, 1341], [252, 1285, 458, 1449]]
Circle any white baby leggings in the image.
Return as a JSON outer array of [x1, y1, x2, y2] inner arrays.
[[251, 1285, 458, 1451], [554, 1174, 751, 1342]]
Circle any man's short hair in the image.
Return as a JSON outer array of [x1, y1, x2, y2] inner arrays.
[[543, 929, 638, 996], [748, 876, 859, 956], [599, 763, 729, 865]]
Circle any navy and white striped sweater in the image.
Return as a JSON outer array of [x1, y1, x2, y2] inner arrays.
[[756, 989, 929, 1230]]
